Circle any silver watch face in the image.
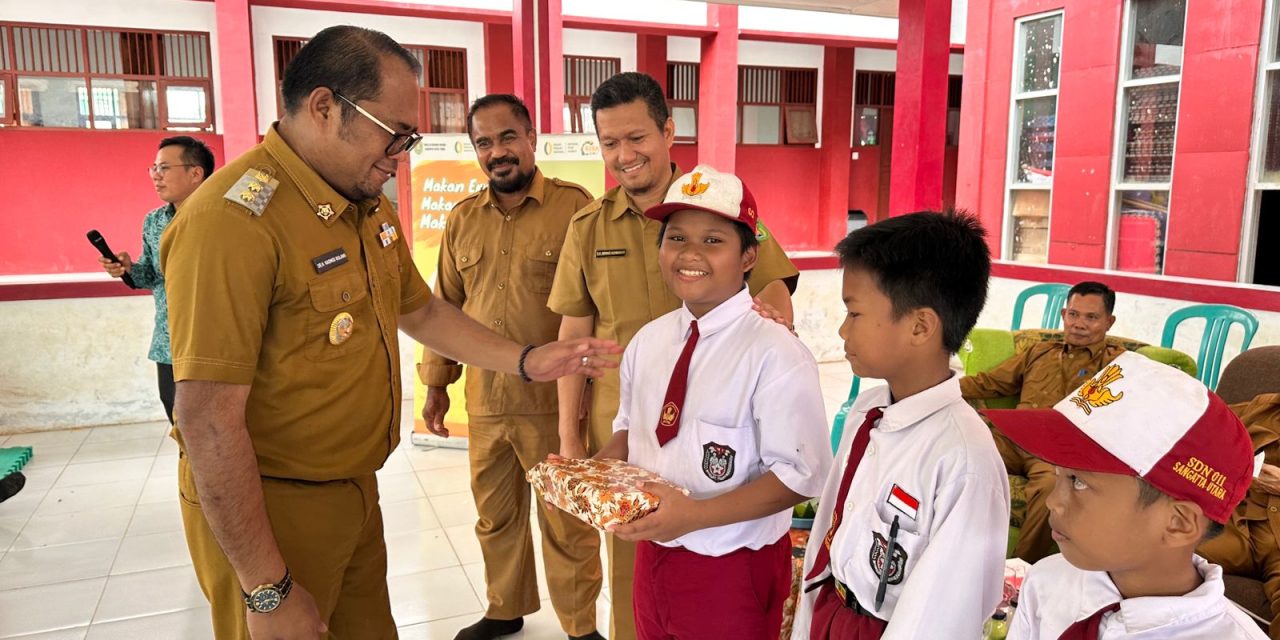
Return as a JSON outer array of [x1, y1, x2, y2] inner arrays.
[[250, 587, 283, 613]]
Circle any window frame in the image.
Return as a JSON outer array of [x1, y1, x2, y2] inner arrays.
[[1241, 0, 1280, 282], [563, 54, 620, 134], [0, 21, 213, 132], [666, 61, 700, 143], [1001, 10, 1064, 265], [1104, 0, 1188, 273], [0, 72, 14, 126], [736, 65, 818, 146]]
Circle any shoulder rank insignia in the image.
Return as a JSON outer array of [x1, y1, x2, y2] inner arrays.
[[224, 168, 279, 216]]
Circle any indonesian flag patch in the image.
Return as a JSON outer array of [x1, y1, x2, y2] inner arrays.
[[887, 484, 919, 521]]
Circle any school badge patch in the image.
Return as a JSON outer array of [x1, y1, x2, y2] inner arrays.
[[701, 442, 735, 483], [868, 532, 907, 585]]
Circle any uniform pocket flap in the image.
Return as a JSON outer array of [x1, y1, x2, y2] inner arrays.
[[308, 270, 369, 312]]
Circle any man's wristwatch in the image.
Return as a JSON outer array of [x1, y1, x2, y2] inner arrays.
[[242, 568, 293, 614]]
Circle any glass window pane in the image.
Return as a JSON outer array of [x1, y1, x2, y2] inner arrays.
[[1116, 190, 1169, 274], [857, 107, 879, 146], [87, 79, 157, 129], [785, 106, 817, 144], [579, 103, 595, 135], [429, 92, 466, 134], [1129, 0, 1186, 79], [1262, 70, 1280, 183], [1010, 190, 1052, 263], [17, 76, 89, 127], [0, 80, 7, 121], [166, 85, 207, 125], [1122, 83, 1179, 182], [1020, 14, 1062, 93], [947, 108, 961, 147], [563, 103, 575, 133], [1013, 96, 1057, 184], [741, 105, 781, 144], [672, 105, 697, 139]]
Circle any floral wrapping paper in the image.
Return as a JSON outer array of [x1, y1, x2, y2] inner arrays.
[[526, 457, 689, 532]]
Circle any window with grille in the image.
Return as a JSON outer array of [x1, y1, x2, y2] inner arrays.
[[0, 22, 213, 130], [273, 39, 468, 133], [666, 61, 699, 142], [738, 65, 817, 145], [564, 55, 619, 134], [1005, 12, 1063, 265], [852, 72, 962, 147]]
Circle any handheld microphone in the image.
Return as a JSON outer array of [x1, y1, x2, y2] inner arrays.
[[86, 230, 137, 289]]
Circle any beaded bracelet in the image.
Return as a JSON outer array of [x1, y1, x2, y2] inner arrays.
[[517, 344, 536, 383]]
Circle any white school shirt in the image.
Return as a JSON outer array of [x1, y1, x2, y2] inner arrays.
[[792, 376, 1010, 640], [1009, 554, 1266, 639], [614, 287, 833, 557]]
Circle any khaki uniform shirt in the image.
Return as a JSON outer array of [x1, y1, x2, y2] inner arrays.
[[547, 166, 800, 444], [959, 339, 1128, 409], [162, 125, 431, 482], [1232, 393, 1280, 524], [419, 170, 592, 416]]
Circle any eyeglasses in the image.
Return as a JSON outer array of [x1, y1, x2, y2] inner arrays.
[[332, 90, 422, 156], [147, 163, 196, 176]]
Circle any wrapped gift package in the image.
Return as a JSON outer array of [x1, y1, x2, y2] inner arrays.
[[526, 457, 689, 532]]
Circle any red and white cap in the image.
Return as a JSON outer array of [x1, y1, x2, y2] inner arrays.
[[644, 164, 759, 232], [982, 351, 1252, 523]]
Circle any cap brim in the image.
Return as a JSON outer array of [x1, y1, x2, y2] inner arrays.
[[981, 409, 1136, 475], [644, 202, 734, 223]]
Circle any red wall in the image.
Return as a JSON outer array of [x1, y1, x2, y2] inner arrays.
[[848, 146, 883, 219], [958, 0, 1266, 281], [736, 145, 825, 250], [0, 129, 225, 276]]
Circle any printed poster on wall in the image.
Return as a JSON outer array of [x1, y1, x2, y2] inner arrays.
[[408, 133, 605, 448]]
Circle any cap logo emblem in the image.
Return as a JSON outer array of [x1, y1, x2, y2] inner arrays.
[[681, 172, 710, 197], [1070, 363, 1125, 416]]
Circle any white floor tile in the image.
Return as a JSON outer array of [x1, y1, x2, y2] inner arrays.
[[0, 516, 26, 551], [417, 466, 472, 497], [136, 476, 176, 506], [21, 445, 81, 471], [379, 449, 414, 475], [2, 430, 90, 449], [387, 566, 483, 627], [381, 497, 441, 535], [443, 524, 484, 565], [0, 490, 43, 523], [428, 491, 479, 528], [404, 446, 469, 471], [84, 607, 212, 640], [110, 531, 191, 575], [0, 538, 119, 590], [83, 423, 168, 446], [379, 472, 426, 504], [125, 501, 183, 538], [93, 565, 205, 624], [55, 459, 152, 489], [34, 480, 144, 517], [15, 468, 61, 494], [0, 577, 105, 637], [9, 506, 133, 551], [385, 529, 460, 577], [69, 439, 162, 466], [4, 627, 89, 639]]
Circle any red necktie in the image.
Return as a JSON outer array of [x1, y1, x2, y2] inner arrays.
[[1058, 602, 1120, 640], [805, 406, 885, 581], [655, 320, 699, 447]]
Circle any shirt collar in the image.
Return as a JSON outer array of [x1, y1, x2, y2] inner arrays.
[[604, 163, 684, 221], [875, 375, 963, 433], [1102, 556, 1228, 632], [477, 168, 546, 212], [263, 123, 363, 226], [676, 286, 752, 339]]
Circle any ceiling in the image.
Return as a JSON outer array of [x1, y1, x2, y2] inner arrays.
[[714, 0, 897, 18]]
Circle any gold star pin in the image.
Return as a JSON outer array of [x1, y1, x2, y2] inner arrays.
[[239, 191, 255, 203], [317, 203, 336, 220]]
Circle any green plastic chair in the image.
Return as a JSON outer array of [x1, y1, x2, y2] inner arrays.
[[1160, 304, 1259, 391], [1011, 283, 1072, 331], [829, 377, 861, 454]]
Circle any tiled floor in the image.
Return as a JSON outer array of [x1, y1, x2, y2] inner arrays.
[[0, 363, 855, 639]]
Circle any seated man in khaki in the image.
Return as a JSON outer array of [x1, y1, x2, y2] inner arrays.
[[1199, 393, 1280, 639], [959, 281, 1125, 562]]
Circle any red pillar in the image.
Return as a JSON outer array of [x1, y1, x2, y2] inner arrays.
[[511, 0, 537, 113], [637, 34, 668, 96], [699, 4, 738, 172], [214, 0, 259, 158], [484, 22, 515, 96], [819, 47, 854, 249], [888, 0, 950, 216], [537, 0, 564, 133]]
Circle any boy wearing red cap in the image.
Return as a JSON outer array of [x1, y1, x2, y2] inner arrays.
[[985, 351, 1266, 639], [592, 164, 832, 640]]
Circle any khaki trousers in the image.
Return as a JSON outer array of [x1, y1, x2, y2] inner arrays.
[[993, 429, 1058, 563], [586, 403, 637, 640], [468, 414, 603, 635], [178, 454, 396, 640]]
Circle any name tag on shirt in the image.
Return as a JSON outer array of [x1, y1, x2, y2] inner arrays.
[[595, 249, 627, 258], [312, 248, 349, 274]]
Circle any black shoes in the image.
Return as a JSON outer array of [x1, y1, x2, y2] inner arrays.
[[454, 617, 524, 640], [569, 633, 606, 640], [0, 472, 25, 503]]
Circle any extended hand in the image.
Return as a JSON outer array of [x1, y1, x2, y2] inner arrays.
[[752, 297, 795, 335], [245, 582, 327, 640], [1255, 463, 1280, 496], [608, 482, 703, 543], [422, 387, 450, 438], [523, 338, 622, 381], [99, 252, 132, 278]]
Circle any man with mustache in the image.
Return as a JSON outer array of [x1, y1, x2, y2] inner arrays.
[[420, 94, 605, 640]]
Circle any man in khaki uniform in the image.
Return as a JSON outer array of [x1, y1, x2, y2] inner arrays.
[[419, 94, 604, 640], [162, 28, 618, 640], [1199, 393, 1280, 638], [548, 72, 800, 640], [959, 281, 1126, 562]]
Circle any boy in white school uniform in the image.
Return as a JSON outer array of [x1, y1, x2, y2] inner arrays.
[[984, 351, 1267, 640], [794, 211, 1010, 640], [592, 165, 832, 640]]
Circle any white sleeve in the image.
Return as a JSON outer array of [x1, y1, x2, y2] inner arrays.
[[753, 358, 834, 498], [882, 472, 1009, 640], [612, 341, 638, 434], [1007, 569, 1040, 640]]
